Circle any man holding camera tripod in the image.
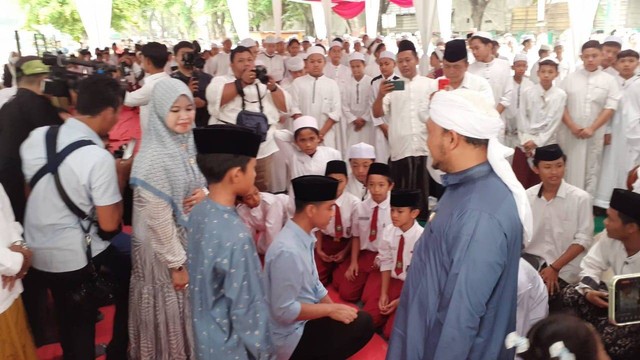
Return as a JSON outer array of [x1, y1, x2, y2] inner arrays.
[[171, 41, 212, 128]]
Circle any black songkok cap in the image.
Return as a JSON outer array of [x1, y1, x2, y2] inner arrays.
[[193, 125, 261, 157], [397, 39, 417, 54], [534, 144, 564, 162], [367, 162, 391, 178], [325, 160, 347, 176], [610, 188, 640, 223], [444, 39, 467, 62], [391, 189, 421, 208], [292, 175, 339, 202]]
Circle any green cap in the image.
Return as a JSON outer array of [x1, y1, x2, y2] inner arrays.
[[16, 56, 50, 76]]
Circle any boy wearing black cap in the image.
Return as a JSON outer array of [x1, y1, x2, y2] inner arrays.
[[364, 189, 423, 339], [437, 39, 494, 105], [562, 188, 640, 358], [265, 175, 374, 360], [188, 125, 273, 359], [335, 162, 394, 302], [523, 144, 593, 311], [315, 160, 360, 285]]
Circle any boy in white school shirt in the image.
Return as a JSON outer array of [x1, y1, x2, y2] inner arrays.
[[334, 162, 393, 302], [315, 160, 360, 285], [364, 189, 423, 339]]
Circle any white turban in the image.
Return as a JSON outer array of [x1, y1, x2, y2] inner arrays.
[[429, 89, 533, 243]]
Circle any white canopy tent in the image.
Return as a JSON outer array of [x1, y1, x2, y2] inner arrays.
[[74, 0, 112, 51]]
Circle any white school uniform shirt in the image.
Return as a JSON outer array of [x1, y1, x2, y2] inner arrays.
[[323, 62, 351, 85], [525, 180, 594, 284], [595, 75, 640, 208], [342, 74, 374, 149], [577, 230, 640, 294], [257, 52, 286, 82], [467, 57, 513, 108], [236, 192, 290, 255], [557, 68, 621, 196], [517, 84, 567, 148], [438, 72, 495, 106], [503, 77, 534, 148], [370, 74, 399, 163], [626, 77, 640, 168], [123, 71, 169, 133], [319, 191, 360, 238], [382, 75, 437, 161], [0, 184, 25, 314], [345, 173, 369, 201], [516, 259, 549, 337], [377, 221, 423, 281], [352, 196, 391, 253], [289, 74, 343, 150]]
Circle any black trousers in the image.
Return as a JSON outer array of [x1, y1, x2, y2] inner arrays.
[[290, 311, 374, 360], [389, 156, 432, 220], [26, 245, 130, 360]]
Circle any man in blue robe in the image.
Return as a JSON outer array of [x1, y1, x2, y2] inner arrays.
[[387, 89, 532, 360]]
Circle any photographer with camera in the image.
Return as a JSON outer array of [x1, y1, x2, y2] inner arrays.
[[19, 75, 132, 360], [171, 41, 212, 128], [206, 45, 287, 192], [123, 42, 170, 133]]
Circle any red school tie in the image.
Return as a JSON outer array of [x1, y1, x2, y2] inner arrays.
[[395, 235, 405, 276], [369, 206, 379, 242], [334, 204, 343, 240]]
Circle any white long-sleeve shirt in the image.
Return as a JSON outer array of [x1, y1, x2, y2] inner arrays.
[[324, 62, 351, 85], [438, 72, 495, 107], [237, 192, 290, 254], [503, 77, 534, 147], [204, 52, 230, 77], [342, 74, 374, 148], [626, 77, 640, 167], [257, 53, 286, 82], [517, 84, 567, 148], [377, 221, 423, 281], [468, 57, 513, 108], [525, 181, 594, 284], [0, 184, 25, 314], [123, 72, 169, 133]]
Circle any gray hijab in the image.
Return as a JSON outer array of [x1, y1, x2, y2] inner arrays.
[[130, 78, 205, 226]]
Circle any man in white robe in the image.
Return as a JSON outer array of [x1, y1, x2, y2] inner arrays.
[[204, 38, 232, 77], [503, 54, 534, 149], [468, 32, 513, 114], [324, 41, 351, 86]]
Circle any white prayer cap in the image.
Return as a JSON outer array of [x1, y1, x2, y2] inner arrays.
[[303, 36, 314, 43], [538, 56, 559, 64], [286, 56, 304, 72], [307, 46, 326, 56], [539, 44, 551, 51], [348, 142, 376, 159], [264, 36, 278, 44], [553, 41, 564, 48], [521, 34, 534, 43], [429, 89, 533, 242], [329, 41, 342, 49], [604, 35, 623, 46], [349, 52, 366, 63], [379, 51, 396, 61], [472, 31, 493, 41], [293, 116, 319, 132], [376, 35, 385, 41], [277, 37, 285, 43], [513, 53, 528, 64], [239, 38, 256, 48]]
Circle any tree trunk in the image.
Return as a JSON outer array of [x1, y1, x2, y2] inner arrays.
[[377, 0, 390, 35], [469, 0, 491, 30]]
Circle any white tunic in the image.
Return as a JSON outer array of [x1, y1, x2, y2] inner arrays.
[[382, 75, 437, 161], [516, 259, 548, 337], [377, 221, 423, 281], [517, 84, 567, 149], [557, 68, 621, 196], [318, 191, 360, 239], [595, 75, 640, 208], [352, 196, 391, 253], [503, 77, 534, 148], [206, 52, 230, 77], [323, 63, 351, 85], [365, 61, 381, 78], [256, 53, 286, 82], [439, 72, 495, 106], [290, 146, 342, 180], [525, 181, 594, 284], [236, 192, 290, 254], [342, 74, 374, 150], [577, 231, 640, 293], [370, 74, 400, 163], [344, 173, 369, 201], [468, 57, 513, 108], [290, 74, 343, 151], [626, 77, 640, 168]]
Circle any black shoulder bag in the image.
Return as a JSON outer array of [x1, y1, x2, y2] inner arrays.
[[235, 80, 269, 142], [30, 126, 116, 308]]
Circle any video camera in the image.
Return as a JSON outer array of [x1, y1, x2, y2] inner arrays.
[[182, 51, 205, 70], [42, 53, 117, 97]]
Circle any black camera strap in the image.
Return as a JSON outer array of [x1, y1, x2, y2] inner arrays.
[[236, 80, 264, 113]]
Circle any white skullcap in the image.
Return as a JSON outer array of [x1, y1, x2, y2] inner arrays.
[[604, 35, 623, 46], [348, 142, 376, 159], [429, 89, 533, 243], [538, 56, 559, 64], [307, 46, 326, 56], [286, 56, 304, 71], [376, 35, 385, 41], [329, 41, 342, 49], [521, 34, 534, 42], [349, 52, 366, 62], [277, 37, 285, 43], [264, 36, 278, 44], [293, 116, 319, 132], [302, 36, 313, 42], [513, 53, 528, 63], [239, 38, 256, 48], [553, 41, 563, 48], [472, 31, 493, 41], [539, 44, 551, 51], [379, 51, 396, 61]]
